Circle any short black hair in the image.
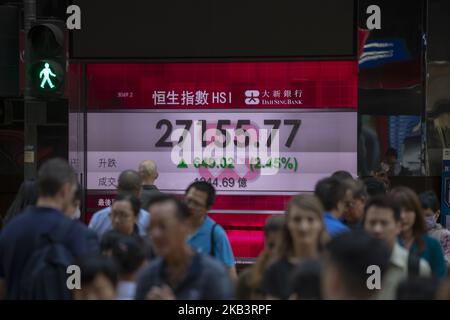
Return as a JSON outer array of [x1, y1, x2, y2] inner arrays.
[[148, 194, 191, 221], [75, 254, 118, 288], [111, 235, 146, 275], [314, 177, 348, 211], [363, 177, 387, 197], [331, 170, 353, 182], [117, 170, 141, 193], [352, 180, 368, 200], [114, 193, 141, 217], [264, 215, 285, 237], [100, 230, 124, 254], [419, 190, 440, 213], [185, 181, 216, 208], [37, 158, 76, 197], [289, 259, 322, 299], [363, 195, 401, 223], [325, 231, 390, 299], [396, 276, 440, 300]]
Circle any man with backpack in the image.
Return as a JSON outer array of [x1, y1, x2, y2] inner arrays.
[[0, 158, 99, 299], [184, 181, 237, 281]]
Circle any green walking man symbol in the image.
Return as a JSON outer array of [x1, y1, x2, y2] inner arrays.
[[39, 63, 56, 89]]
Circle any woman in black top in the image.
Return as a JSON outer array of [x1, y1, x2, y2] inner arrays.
[[104, 193, 155, 259], [262, 194, 329, 299]]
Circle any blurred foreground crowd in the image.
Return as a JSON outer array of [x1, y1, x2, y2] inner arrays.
[[0, 158, 449, 300]]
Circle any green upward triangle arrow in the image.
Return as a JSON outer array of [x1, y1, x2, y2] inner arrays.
[[177, 159, 188, 168]]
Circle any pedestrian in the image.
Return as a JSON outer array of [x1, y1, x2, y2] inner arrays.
[[184, 181, 236, 280], [363, 195, 431, 299], [392, 187, 447, 279], [2, 180, 37, 226], [314, 177, 352, 237], [106, 193, 155, 259], [135, 194, 233, 300], [236, 215, 285, 299], [138, 160, 161, 210], [419, 190, 450, 263], [0, 158, 99, 299], [262, 195, 328, 299], [322, 231, 390, 299], [343, 180, 368, 230], [111, 235, 147, 300], [89, 170, 150, 238], [72, 254, 118, 300]]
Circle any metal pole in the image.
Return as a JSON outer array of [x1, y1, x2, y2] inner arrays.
[[23, 0, 37, 179]]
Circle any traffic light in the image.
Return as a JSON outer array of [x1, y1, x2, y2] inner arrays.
[[27, 19, 66, 99]]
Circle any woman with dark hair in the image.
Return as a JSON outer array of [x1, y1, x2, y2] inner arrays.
[[236, 215, 285, 299], [110, 193, 141, 236], [262, 195, 329, 299], [3, 180, 38, 226], [103, 193, 155, 260], [391, 187, 447, 279]]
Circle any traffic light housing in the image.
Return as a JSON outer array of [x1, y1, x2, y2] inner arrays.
[[27, 19, 66, 99]]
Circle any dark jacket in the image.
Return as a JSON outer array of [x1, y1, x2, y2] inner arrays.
[[135, 252, 233, 300], [140, 185, 161, 210]]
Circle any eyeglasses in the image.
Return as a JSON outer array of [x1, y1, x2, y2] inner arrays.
[[184, 198, 206, 209], [110, 211, 133, 221]]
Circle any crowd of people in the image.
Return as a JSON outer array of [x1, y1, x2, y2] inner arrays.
[[0, 158, 449, 300]]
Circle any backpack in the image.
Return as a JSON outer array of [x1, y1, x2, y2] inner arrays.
[[18, 218, 75, 300], [209, 223, 218, 257]]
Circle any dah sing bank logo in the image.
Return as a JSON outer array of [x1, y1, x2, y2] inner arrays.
[[245, 90, 260, 105], [244, 89, 303, 106]]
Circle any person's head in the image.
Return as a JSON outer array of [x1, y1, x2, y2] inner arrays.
[[111, 193, 140, 235], [314, 177, 351, 218], [73, 254, 118, 300], [148, 194, 191, 258], [419, 191, 440, 226], [396, 276, 440, 300], [345, 180, 368, 225], [322, 231, 390, 300], [390, 187, 426, 242], [363, 195, 402, 250], [64, 183, 82, 220], [138, 160, 159, 184], [363, 177, 387, 197], [331, 170, 353, 182], [184, 181, 216, 221], [111, 235, 147, 279], [117, 170, 142, 197], [385, 147, 398, 166], [289, 259, 322, 300], [278, 195, 327, 258], [36, 158, 77, 212], [3, 179, 38, 225], [264, 215, 285, 255], [100, 230, 125, 257]]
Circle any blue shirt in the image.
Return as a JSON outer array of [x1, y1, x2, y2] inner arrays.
[[398, 234, 447, 279], [324, 212, 350, 237], [187, 216, 235, 268], [135, 252, 234, 300], [0, 206, 99, 299], [88, 207, 150, 239]]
